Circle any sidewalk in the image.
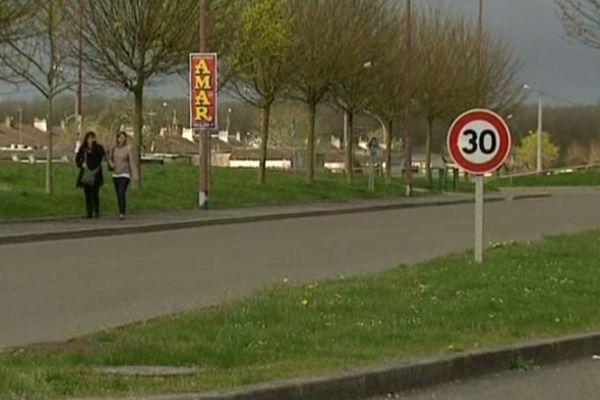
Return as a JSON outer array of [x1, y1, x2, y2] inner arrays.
[[0, 190, 550, 246]]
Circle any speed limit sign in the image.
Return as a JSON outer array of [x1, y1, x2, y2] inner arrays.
[[447, 109, 512, 265], [447, 109, 512, 175]]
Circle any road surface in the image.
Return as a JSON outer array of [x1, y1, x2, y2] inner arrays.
[[374, 359, 600, 400], [1, 190, 600, 349]]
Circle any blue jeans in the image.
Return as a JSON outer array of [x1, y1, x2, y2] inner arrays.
[[112, 177, 130, 215]]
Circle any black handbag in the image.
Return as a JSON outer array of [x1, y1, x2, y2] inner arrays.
[[81, 151, 99, 186]]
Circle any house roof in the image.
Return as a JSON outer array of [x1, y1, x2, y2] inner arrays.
[[149, 135, 199, 154], [0, 126, 39, 147], [229, 148, 293, 160]]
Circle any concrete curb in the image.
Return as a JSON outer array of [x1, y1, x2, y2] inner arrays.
[[71, 331, 600, 400], [0, 194, 552, 246], [506, 193, 552, 201]]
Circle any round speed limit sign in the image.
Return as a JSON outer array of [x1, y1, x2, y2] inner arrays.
[[447, 109, 512, 175]]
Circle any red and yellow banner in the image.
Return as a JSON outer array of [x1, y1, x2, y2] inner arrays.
[[189, 53, 218, 130]]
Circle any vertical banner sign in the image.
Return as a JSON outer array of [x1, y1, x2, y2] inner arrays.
[[189, 53, 218, 130]]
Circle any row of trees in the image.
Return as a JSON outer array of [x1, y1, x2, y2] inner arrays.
[[1, 0, 524, 194], [227, 0, 526, 186], [231, 0, 525, 185]]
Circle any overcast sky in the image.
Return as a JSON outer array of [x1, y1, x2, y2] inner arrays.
[[4, 0, 600, 106], [453, 0, 600, 106]]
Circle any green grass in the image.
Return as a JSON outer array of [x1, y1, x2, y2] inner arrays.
[[0, 163, 476, 221], [496, 167, 600, 187], [2, 230, 600, 399]]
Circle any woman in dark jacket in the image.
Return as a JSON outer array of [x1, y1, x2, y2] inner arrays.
[[76, 131, 106, 219]]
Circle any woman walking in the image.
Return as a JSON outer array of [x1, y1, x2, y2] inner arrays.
[[108, 132, 137, 220], [76, 131, 106, 219]]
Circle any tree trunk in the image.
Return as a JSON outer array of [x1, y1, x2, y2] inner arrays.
[[306, 101, 316, 184], [45, 95, 54, 195], [133, 85, 144, 188], [426, 118, 433, 187], [345, 109, 354, 183], [341, 110, 347, 149], [258, 103, 271, 185], [385, 119, 393, 184]]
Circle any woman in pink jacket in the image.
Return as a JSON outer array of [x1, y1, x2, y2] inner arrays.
[[108, 132, 138, 220]]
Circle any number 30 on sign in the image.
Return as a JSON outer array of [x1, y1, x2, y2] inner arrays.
[[447, 109, 512, 175]]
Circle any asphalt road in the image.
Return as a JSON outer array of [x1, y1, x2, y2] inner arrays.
[[375, 359, 600, 400], [2, 190, 600, 349]]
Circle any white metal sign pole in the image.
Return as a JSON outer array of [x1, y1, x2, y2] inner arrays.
[[474, 174, 484, 264]]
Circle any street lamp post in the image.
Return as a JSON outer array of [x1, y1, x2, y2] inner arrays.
[[161, 101, 179, 134], [16, 107, 22, 146], [226, 108, 232, 135]]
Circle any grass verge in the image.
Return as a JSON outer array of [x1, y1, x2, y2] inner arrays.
[[1, 230, 600, 399], [496, 167, 600, 187], [0, 163, 479, 221]]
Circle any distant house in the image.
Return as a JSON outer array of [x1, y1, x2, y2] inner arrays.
[[0, 116, 72, 160], [0, 116, 47, 149], [227, 148, 292, 170], [149, 135, 199, 155], [399, 153, 448, 175]]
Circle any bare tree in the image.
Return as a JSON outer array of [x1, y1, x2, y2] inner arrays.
[[330, 0, 389, 183], [206, 0, 243, 91], [471, 32, 524, 113], [557, 0, 600, 49], [413, 5, 523, 184], [367, 6, 406, 184], [74, 0, 198, 186], [0, 0, 72, 194], [0, 0, 34, 44], [229, 0, 295, 185], [287, 0, 346, 184], [413, 6, 465, 184]]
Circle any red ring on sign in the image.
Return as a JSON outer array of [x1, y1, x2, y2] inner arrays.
[[447, 109, 511, 175]]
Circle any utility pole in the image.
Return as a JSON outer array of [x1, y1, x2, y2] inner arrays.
[[403, 0, 413, 197], [75, 0, 83, 151], [198, 0, 210, 209], [478, 0, 483, 32], [476, 0, 483, 106]]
